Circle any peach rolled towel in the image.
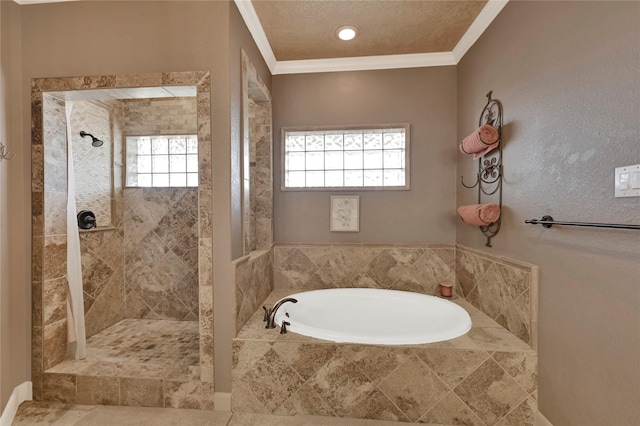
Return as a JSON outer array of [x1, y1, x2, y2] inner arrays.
[[457, 203, 501, 226], [459, 124, 500, 159]]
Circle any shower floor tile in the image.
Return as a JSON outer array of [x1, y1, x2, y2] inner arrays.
[[46, 319, 199, 379]]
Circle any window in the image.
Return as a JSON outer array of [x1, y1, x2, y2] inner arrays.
[[126, 135, 198, 187], [282, 125, 410, 190]]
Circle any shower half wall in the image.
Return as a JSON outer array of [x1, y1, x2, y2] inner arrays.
[[31, 72, 214, 408]]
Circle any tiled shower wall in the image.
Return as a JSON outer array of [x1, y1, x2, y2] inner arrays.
[[123, 188, 199, 320], [122, 97, 199, 321], [39, 96, 126, 354], [78, 100, 126, 338], [272, 243, 537, 347]]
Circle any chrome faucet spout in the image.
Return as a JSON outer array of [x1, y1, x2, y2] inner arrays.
[[264, 297, 297, 329]]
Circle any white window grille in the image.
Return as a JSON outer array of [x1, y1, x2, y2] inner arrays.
[[126, 135, 198, 187], [282, 124, 410, 190]]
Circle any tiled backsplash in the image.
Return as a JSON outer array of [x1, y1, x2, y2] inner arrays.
[[273, 244, 456, 296]]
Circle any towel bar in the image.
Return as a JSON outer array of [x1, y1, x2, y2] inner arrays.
[[525, 215, 640, 230]]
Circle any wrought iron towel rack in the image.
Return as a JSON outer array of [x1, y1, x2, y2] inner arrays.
[[525, 215, 640, 230], [460, 91, 503, 247]]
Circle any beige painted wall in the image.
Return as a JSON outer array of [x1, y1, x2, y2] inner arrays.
[[457, 2, 640, 425], [10, 0, 269, 399], [272, 66, 457, 244], [0, 1, 30, 411]]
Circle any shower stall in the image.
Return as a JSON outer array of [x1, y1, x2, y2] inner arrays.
[[31, 72, 214, 408]]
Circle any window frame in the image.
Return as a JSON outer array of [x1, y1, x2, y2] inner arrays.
[[280, 123, 411, 192]]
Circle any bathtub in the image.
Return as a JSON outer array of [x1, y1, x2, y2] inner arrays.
[[273, 288, 472, 345]]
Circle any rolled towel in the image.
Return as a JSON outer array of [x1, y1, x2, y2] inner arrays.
[[457, 203, 501, 226], [459, 125, 500, 159]]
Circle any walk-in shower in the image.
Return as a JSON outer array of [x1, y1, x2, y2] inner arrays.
[[32, 71, 214, 408]]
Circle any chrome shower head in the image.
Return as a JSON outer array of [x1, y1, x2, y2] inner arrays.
[[79, 131, 104, 147]]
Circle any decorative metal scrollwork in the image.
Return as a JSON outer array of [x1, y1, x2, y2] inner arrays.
[[460, 91, 504, 247]]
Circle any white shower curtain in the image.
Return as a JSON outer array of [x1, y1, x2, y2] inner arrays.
[[65, 101, 86, 360]]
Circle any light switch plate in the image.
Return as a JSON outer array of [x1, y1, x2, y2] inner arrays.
[[615, 164, 640, 197]]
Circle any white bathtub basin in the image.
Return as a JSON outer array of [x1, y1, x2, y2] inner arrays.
[[273, 288, 472, 345]]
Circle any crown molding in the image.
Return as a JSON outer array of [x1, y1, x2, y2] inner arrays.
[[273, 52, 457, 75], [452, 0, 509, 62], [234, 0, 277, 74]]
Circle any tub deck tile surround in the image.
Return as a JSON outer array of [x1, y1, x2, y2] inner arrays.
[[233, 290, 537, 425]]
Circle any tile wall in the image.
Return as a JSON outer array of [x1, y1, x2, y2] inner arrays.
[[123, 188, 199, 320], [456, 245, 538, 347], [233, 250, 274, 334], [273, 244, 456, 296]]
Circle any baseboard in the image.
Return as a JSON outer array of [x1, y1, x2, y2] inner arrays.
[[214, 392, 231, 412], [0, 382, 32, 426], [536, 410, 554, 426]]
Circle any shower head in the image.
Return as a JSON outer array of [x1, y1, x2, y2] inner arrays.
[[79, 131, 104, 147]]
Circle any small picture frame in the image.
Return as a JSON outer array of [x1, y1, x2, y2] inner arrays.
[[330, 196, 360, 232]]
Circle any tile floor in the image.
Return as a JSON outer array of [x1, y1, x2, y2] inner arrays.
[[46, 319, 199, 378], [13, 401, 417, 425]]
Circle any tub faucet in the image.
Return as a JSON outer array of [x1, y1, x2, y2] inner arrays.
[[263, 298, 297, 331]]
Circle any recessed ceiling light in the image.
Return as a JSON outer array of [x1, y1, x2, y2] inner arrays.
[[336, 26, 358, 41]]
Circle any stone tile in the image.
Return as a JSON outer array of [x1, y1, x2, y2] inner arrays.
[[456, 250, 493, 297], [77, 375, 120, 406], [243, 348, 305, 412], [495, 397, 536, 426], [496, 291, 531, 345], [493, 351, 538, 395], [378, 354, 449, 421], [85, 271, 125, 338], [414, 348, 491, 389], [308, 354, 375, 417], [43, 319, 67, 370], [13, 401, 88, 425], [43, 236, 66, 281], [274, 248, 318, 288], [43, 277, 67, 326], [342, 345, 412, 384], [199, 238, 213, 287], [274, 382, 336, 417], [42, 373, 76, 404], [121, 377, 163, 407], [454, 358, 528, 426], [350, 388, 410, 422], [271, 342, 338, 381], [418, 391, 485, 425], [164, 380, 202, 409], [232, 382, 271, 414]]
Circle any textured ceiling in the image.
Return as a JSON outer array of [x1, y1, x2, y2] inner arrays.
[[251, 0, 488, 61]]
